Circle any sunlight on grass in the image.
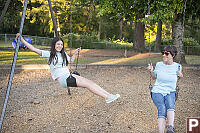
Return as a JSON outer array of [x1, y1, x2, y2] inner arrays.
[[0, 50, 46, 65], [66, 49, 91, 57], [0, 42, 12, 47], [0, 51, 13, 55], [18, 51, 39, 56], [73, 58, 101, 64], [0, 50, 38, 57], [0, 49, 199, 65], [91, 53, 161, 64], [0, 58, 47, 64]]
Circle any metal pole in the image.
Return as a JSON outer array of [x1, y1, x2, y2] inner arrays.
[[0, 0, 28, 131]]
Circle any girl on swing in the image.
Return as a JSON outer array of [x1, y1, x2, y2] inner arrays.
[[16, 33, 120, 104], [148, 45, 183, 133]]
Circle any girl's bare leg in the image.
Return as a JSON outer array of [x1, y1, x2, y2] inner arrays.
[[72, 74, 110, 100]]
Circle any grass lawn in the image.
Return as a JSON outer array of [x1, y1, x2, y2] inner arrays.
[[0, 41, 12, 47], [0, 41, 50, 48], [185, 55, 200, 65], [0, 49, 199, 65], [0, 49, 47, 64], [0, 49, 102, 65]]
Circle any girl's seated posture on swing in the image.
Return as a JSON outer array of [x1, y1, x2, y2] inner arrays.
[[16, 33, 120, 104], [148, 46, 183, 133]]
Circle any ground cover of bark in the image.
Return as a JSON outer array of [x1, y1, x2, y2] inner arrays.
[[0, 67, 199, 133]]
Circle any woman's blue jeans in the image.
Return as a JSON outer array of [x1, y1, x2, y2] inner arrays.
[[152, 92, 176, 119]]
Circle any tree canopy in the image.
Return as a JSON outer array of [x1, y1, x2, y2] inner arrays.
[[0, 0, 199, 56]]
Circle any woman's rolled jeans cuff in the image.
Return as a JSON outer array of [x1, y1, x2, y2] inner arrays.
[[152, 92, 176, 118], [157, 109, 175, 119], [157, 116, 166, 119]]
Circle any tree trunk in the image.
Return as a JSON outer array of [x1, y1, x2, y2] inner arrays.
[[134, 13, 145, 53], [54, 0, 60, 36], [172, 12, 187, 64], [98, 18, 102, 41], [48, 0, 58, 37], [85, 0, 95, 33], [119, 18, 123, 41], [132, 18, 136, 50], [154, 20, 162, 52], [0, 0, 11, 25]]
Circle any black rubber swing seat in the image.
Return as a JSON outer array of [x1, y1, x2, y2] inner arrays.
[[66, 71, 80, 95]]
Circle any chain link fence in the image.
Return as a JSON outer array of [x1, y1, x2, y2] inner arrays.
[[0, 34, 53, 46], [159, 45, 200, 55], [1, 34, 200, 55]]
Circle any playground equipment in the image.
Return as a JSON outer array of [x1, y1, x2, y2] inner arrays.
[[0, 0, 28, 131], [12, 37, 31, 49]]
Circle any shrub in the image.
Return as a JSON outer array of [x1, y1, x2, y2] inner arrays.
[[183, 37, 199, 46], [62, 33, 99, 48], [62, 33, 133, 50], [161, 38, 173, 45], [161, 38, 199, 46]]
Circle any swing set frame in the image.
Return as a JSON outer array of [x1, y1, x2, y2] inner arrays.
[[0, 0, 81, 130]]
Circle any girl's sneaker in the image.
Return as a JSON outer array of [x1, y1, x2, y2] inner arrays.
[[106, 94, 120, 103]]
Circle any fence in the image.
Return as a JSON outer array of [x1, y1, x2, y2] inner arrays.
[[71, 40, 132, 50], [160, 45, 200, 55], [183, 46, 200, 55], [0, 34, 200, 55], [0, 34, 53, 46]]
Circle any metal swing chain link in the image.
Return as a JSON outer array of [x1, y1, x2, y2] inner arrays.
[[69, 0, 73, 76], [147, 0, 153, 91], [175, 65, 181, 100]]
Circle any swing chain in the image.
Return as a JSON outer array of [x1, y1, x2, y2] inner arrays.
[[175, 65, 181, 100], [147, 0, 152, 94]]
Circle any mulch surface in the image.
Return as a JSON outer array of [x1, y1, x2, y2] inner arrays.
[[0, 67, 199, 133]]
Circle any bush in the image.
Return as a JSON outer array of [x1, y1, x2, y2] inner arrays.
[[161, 38, 173, 45], [161, 38, 199, 46], [62, 33, 133, 50], [183, 37, 199, 46], [62, 33, 99, 48]]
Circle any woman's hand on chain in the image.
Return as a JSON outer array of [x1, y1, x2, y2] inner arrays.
[[148, 63, 154, 72], [75, 47, 81, 55]]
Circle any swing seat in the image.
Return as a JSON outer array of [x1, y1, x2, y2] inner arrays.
[[72, 71, 80, 76], [66, 74, 79, 95], [67, 76, 77, 87]]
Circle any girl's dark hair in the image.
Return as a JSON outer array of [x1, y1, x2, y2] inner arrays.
[[163, 45, 178, 58], [48, 37, 68, 66]]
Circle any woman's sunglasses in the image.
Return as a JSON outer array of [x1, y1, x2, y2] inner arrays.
[[161, 51, 170, 56]]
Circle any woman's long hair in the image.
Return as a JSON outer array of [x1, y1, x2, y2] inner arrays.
[[48, 37, 68, 66]]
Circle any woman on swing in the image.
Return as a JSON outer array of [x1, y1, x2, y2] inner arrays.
[[148, 45, 183, 133], [16, 33, 120, 104]]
